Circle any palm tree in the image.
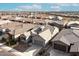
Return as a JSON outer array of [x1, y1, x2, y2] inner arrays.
[[3, 33, 16, 46], [17, 34, 26, 43]]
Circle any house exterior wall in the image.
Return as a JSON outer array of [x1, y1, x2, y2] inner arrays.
[[32, 35, 45, 47]]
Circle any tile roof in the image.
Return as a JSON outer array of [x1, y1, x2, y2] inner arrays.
[[0, 22, 38, 36], [31, 25, 57, 44], [52, 29, 79, 46], [39, 29, 52, 44], [70, 41, 79, 52]]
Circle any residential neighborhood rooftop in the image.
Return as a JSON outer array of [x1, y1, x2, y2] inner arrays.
[[0, 11, 79, 56], [52, 29, 79, 46]]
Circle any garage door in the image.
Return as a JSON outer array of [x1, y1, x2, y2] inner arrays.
[[54, 43, 66, 52]]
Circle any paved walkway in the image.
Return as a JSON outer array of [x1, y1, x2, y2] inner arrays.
[[0, 43, 25, 56]]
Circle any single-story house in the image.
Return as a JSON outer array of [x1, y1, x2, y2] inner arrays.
[[48, 20, 64, 30], [0, 22, 38, 43], [67, 21, 79, 29], [31, 25, 59, 47], [52, 29, 79, 52]]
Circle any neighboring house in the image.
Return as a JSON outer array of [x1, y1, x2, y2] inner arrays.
[[48, 17, 64, 29], [0, 28, 11, 41], [69, 29, 79, 56], [67, 21, 79, 26], [48, 15, 55, 20], [53, 16, 63, 21], [52, 29, 79, 52], [0, 20, 11, 25], [31, 25, 59, 47], [16, 31, 32, 43], [0, 21, 38, 43], [67, 21, 79, 29]]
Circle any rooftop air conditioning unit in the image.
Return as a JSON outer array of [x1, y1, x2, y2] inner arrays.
[[40, 26, 45, 31], [2, 29, 6, 33], [34, 27, 42, 34]]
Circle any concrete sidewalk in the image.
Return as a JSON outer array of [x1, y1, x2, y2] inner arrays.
[[0, 43, 26, 56]]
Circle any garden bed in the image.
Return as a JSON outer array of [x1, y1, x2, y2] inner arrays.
[[13, 42, 31, 52]]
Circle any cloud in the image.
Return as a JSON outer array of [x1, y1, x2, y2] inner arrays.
[[58, 4, 71, 6], [2, 3, 79, 11], [17, 4, 42, 10], [51, 3, 69, 7], [51, 6, 60, 9], [50, 5, 60, 11], [57, 3, 79, 6], [51, 3, 79, 11], [71, 4, 79, 6]]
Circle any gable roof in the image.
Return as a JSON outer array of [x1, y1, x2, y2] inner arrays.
[[45, 25, 55, 34], [58, 36, 70, 45], [50, 20, 64, 26], [72, 30, 79, 37], [67, 21, 79, 26], [39, 29, 52, 44], [31, 25, 55, 34], [32, 34, 45, 42], [31, 25, 57, 44], [52, 29, 79, 46]]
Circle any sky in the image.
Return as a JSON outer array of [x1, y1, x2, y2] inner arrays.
[[0, 3, 79, 11]]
